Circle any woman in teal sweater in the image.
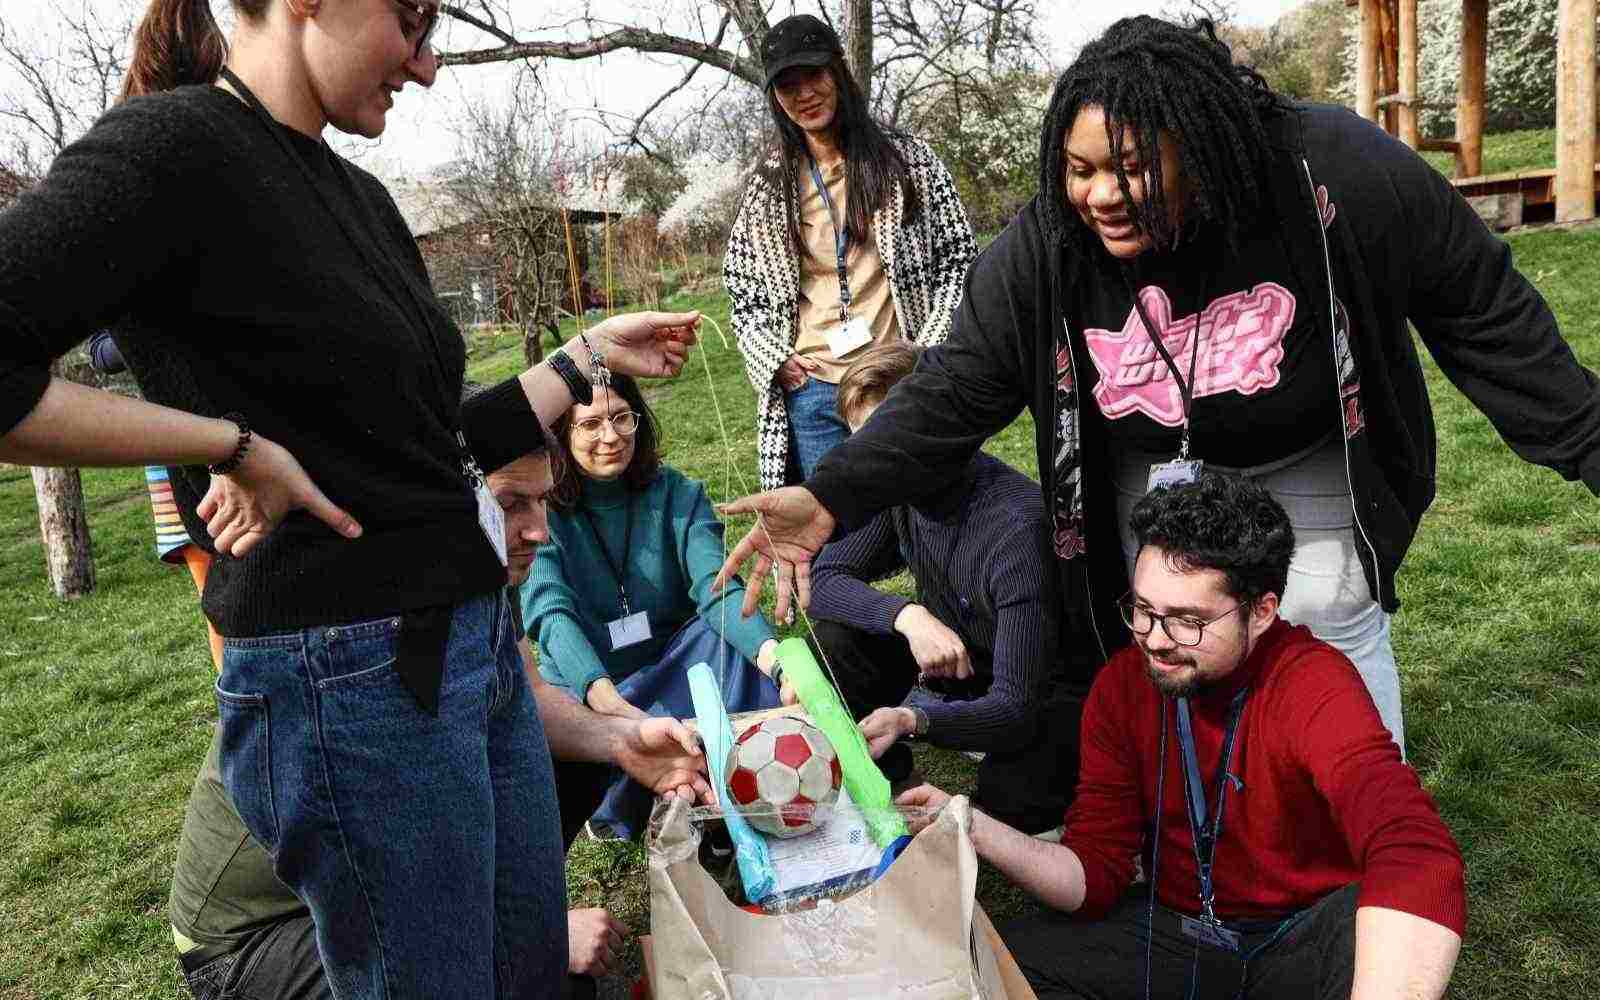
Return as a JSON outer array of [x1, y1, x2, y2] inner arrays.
[[522, 374, 784, 838]]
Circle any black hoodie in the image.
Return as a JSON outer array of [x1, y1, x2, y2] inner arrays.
[[810, 102, 1600, 682]]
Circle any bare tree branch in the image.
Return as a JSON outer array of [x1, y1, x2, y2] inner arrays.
[[441, 24, 762, 86], [441, 3, 519, 47]]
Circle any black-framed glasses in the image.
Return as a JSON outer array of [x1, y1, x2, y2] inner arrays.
[[389, 0, 439, 60], [572, 411, 639, 441], [1118, 593, 1246, 648]]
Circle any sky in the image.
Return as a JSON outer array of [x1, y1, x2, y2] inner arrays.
[[0, 0, 1311, 179]]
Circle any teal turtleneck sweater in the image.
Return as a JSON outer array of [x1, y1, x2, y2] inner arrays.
[[521, 467, 776, 699]]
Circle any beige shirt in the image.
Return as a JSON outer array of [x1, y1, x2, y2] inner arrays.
[[793, 158, 902, 383]]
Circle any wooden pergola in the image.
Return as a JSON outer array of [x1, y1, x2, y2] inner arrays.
[[1350, 0, 1597, 224]]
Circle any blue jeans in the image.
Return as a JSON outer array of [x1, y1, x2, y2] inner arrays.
[[567, 618, 780, 838], [785, 377, 851, 481], [215, 591, 566, 999]]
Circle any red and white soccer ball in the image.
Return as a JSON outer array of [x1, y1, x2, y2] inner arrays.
[[727, 716, 842, 837]]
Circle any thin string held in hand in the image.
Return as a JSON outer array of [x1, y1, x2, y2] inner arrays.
[[694, 314, 876, 768]]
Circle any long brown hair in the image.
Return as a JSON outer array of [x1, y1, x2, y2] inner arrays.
[[120, 0, 267, 101], [764, 52, 922, 259]]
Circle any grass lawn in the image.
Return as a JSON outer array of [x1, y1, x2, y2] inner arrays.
[[4, 223, 1600, 999], [1421, 127, 1557, 178]]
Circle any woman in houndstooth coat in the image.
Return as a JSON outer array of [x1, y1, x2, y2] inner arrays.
[[724, 14, 977, 491]]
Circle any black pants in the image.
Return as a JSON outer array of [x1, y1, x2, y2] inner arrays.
[[1000, 884, 1360, 1000], [809, 620, 1081, 833], [179, 760, 613, 1000]]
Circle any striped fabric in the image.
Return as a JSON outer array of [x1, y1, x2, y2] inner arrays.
[[144, 465, 192, 563]]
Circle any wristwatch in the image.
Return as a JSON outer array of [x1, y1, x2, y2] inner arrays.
[[908, 706, 931, 738]]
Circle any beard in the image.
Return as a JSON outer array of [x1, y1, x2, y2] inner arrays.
[[1141, 619, 1254, 698], [1145, 653, 1206, 698]]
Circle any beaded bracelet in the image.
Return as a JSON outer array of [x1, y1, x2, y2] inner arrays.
[[208, 413, 253, 476], [578, 330, 611, 391]]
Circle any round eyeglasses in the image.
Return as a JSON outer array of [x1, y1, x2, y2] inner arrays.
[[1117, 593, 1245, 647], [572, 411, 639, 442]]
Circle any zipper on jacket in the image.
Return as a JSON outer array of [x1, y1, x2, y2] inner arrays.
[[1057, 314, 1111, 665], [1301, 158, 1385, 610]]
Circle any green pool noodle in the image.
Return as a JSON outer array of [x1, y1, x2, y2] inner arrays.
[[775, 637, 908, 847]]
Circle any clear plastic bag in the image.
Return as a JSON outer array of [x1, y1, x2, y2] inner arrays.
[[646, 794, 1014, 1000]]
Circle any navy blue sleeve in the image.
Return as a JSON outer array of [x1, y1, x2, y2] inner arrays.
[[807, 510, 912, 635]]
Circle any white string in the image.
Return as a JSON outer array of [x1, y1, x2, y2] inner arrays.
[[695, 314, 876, 766]]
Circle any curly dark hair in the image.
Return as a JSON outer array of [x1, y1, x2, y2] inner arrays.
[[549, 373, 662, 511], [1128, 473, 1295, 604], [1037, 16, 1283, 256]]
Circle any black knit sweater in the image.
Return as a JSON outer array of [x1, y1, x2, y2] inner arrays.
[[0, 85, 540, 636]]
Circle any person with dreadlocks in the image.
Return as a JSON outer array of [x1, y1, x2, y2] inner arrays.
[[716, 16, 1600, 759], [724, 14, 977, 491]]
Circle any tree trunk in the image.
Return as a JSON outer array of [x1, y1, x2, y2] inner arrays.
[[523, 322, 548, 366], [31, 464, 96, 599], [843, 0, 874, 95]]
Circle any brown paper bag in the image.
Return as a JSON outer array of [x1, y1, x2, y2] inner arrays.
[[647, 794, 1012, 999]]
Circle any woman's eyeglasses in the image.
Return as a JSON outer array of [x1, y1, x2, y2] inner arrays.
[[572, 411, 640, 441], [389, 0, 439, 60]]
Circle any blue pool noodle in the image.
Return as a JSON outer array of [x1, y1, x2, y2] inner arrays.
[[687, 661, 776, 902]]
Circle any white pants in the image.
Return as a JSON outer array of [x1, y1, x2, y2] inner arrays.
[[1114, 438, 1405, 753]]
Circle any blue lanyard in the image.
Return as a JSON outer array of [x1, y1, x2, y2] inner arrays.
[[807, 156, 852, 325], [1173, 687, 1248, 925]]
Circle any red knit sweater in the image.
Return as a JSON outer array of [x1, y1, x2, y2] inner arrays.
[[1064, 619, 1467, 934]]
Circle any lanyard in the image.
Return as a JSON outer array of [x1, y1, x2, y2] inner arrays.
[[807, 156, 852, 325], [218, 68, 470, 474], [1125, 265, 1207, 461], [1173, 687, 1248, 925], [580, 496, 634, 616]]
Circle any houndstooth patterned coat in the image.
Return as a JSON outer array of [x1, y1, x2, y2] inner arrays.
[[723, 137, 977, 490]]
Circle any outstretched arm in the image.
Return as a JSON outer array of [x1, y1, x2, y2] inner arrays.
[[522, 639, 710, 803], [897, 784, 1087, 912]]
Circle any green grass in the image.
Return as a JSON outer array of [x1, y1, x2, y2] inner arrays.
[[3, 225, 1600, 998], [1421, 127, 1558, 178]]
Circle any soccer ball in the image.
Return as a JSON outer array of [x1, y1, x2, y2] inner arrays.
[[727, 716, 842, 838]]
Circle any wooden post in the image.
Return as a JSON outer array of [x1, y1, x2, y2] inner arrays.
[[1357, 0, 1381, 121], [1556, 0, 1597, 222], [1398, 0, 1419, 148], [1380, 0, 1401, 135], [1458, 0, 1488, 177]]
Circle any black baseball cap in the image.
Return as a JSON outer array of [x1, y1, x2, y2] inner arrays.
[[761, 15, 843, 89]]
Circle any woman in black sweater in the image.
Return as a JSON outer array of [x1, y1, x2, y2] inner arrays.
[[0, 1, 697, 995]]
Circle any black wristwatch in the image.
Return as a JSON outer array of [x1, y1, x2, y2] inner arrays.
[[547, 348, 593, 406], [908, 706, 931, 739]]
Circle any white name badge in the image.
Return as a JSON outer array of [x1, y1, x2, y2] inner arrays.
[[607, 611, 652, 651], [1147, 459, 1205, 493], [824, 317, 873, 360], [475, 482, 508, 566], [1179, 914, 1241, 953]]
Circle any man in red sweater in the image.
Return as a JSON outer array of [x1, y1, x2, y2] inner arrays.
[[901, 474, 1466, 999]]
